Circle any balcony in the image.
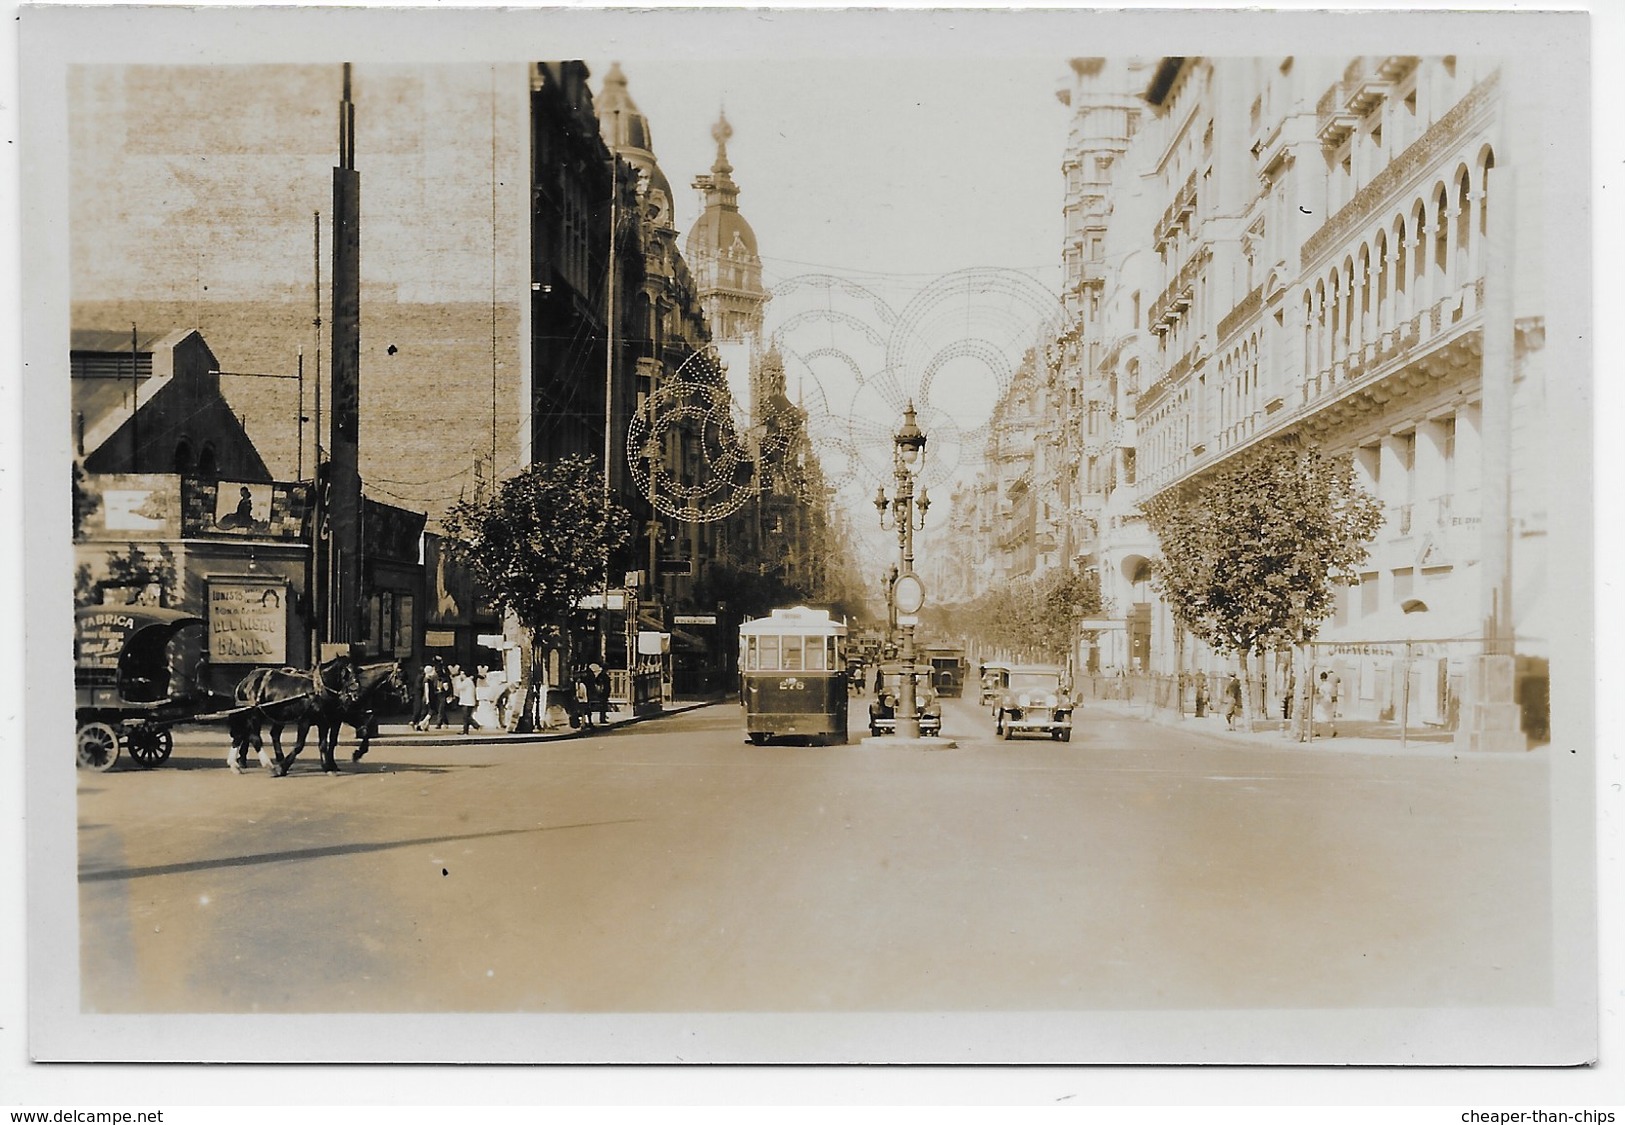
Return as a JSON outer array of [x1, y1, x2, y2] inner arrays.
[[1250, 114, 1289, 178], [1393, 502, 1413, 537], [1148, 248, 1204, 331], [1315, 57, 1417, 152], [1316, 79, 1361, 150], [1217, 283, 1265, 344], [1153, 170, 1199, 249], [1304, 70, 1500, 269]]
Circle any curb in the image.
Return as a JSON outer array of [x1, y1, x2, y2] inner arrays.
[[369, 698, 726, 748], [859, 735, 960, 749], [170, 698, 728, 748], [1075, 699, 1526, 758]]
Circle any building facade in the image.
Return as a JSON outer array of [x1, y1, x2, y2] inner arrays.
[[951, 55, 1546, 738]]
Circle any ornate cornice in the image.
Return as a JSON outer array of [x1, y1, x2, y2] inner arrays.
[[1217, 283, 1265, 345]]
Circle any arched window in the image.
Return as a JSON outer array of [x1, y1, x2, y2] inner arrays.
[[1455, 171, 1472, 280], [173, 440, 194, 475], [1393, 216, 1409, 321], [1432, 184, 1450, 280], [1374, 230, 1390, 333], [197, 443, 219, 479], [1357, 243, 1372, 349]]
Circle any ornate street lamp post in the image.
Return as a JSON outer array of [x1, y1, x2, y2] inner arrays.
[[874, 402, 930, 738]]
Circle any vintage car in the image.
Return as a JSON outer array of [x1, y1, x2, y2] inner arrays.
[[993, 664, 1075, 741], [978, 661, 1012, 709], [868, 663, 943, 737]]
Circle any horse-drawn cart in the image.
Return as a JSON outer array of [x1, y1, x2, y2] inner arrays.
[[73, 605, 236, 771]]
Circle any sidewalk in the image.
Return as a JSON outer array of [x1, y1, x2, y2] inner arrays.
[[1078, 697, 1538, 757], [171, 696, 728, 747]]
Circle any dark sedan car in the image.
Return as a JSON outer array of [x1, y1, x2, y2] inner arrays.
[[868, 664, 943, 736]]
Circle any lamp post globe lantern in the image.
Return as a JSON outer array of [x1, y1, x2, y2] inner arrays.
[[876, 401, 930, 739]]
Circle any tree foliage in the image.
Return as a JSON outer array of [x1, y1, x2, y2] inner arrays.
[[1139, 439, 1383, 658], [940, 564, 1104, 662], [441, 455, 633, 632]]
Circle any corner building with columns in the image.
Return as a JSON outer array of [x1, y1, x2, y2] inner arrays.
[[1061, 55, 1548, 741]]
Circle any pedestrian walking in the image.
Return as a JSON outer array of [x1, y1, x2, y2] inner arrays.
[[1282, 666, 1296, 721], [449, 663, 477, 735], [1224, 673, 1243, 730], [587, 661, 611, 727], [473, 664, 504, 730], [572, 665, 594, 729], [1314, 670, 1338, 738], [1193, 674, 1208, 718], [427, 656, 449, 728], [411, 660, 436, 731]]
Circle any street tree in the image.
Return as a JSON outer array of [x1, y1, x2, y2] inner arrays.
[[1139, 438, 1383, 731], [948, 564, 1104, 665], [442, 455, 632, 728]]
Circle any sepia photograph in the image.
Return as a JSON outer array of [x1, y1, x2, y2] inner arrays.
[[5, 0, 1615, 1107]]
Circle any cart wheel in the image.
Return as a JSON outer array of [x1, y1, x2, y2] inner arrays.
[[126, 727, 173, 768], [76, 722, 121, 772]]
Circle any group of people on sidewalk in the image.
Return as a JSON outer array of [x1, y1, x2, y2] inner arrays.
[[407, 656, 615, 736], [570, 662, 613, 730], [410, 657, 510, 735], [1194, 668, 1341, 737]]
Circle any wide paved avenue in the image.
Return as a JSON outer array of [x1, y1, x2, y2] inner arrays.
[[77, 695, 1552, 1014]]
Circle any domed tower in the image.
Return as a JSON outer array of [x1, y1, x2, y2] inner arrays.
[[686, 111, 769, 420], [596, 62, 677, 235]]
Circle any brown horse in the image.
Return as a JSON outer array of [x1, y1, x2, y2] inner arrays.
[[229, 657, 361, 776]]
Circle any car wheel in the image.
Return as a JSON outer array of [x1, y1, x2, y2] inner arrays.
[[1002, 724, 1014, 740], [1061, 729, 1072, 742]]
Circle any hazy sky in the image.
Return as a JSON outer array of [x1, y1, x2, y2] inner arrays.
[[588, 55, 1074, 574], [589, 55, 1069, 302]]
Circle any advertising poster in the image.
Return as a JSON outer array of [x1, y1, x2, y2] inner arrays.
[[207, 580, 288, 665]]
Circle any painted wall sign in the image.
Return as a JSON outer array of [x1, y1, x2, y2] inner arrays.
[[103, 489, 172, 533]]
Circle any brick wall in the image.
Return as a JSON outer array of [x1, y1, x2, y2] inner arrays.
[[71, 63, 531, 528]]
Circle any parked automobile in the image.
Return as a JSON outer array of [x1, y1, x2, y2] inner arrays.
[[994, 664, 1074, 741], [869, 663, 943, 737]]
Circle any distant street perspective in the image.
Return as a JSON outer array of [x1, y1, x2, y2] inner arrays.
[[51, 32, 1577, 1054]]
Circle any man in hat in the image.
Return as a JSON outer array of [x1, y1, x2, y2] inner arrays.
[[586, 661, 612, 727]]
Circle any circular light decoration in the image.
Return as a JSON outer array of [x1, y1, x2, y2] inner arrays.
[[769, 268, 1065, 497], [626, 349, 756, 523]]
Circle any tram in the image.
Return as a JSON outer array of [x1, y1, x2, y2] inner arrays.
[[738, 605, 849, 745]]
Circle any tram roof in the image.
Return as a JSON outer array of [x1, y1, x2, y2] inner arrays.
[[737, 605, 847, 637]]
